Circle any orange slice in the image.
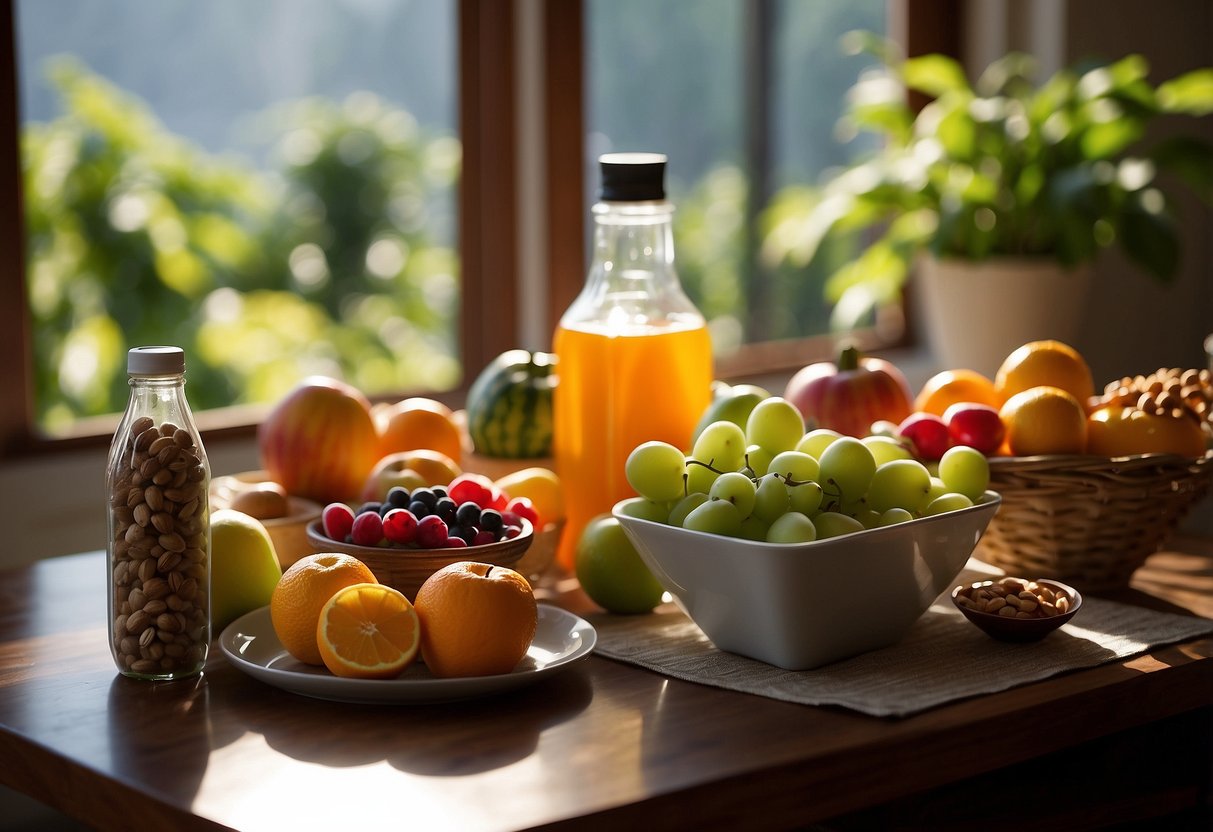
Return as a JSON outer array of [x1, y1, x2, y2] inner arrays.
[[316, 583, 420, 679]]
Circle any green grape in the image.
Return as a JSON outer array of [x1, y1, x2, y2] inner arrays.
[[745, 397, 805, 454], [766, 512, 817, 543], [625, 441, 688, 502], [788, 480, 824, 516], [813, 511, 865, 539], [866, 459, 932, 514], [796, 428, 842, 459], [691, 421, 747, 473], [685, 457, 720, 495], [925, 492, 974, 515], [767, 450, 820, 485], [739, 515, 770, 541], [752, 473, 791, 523], [682, 498, 743, 538], [938, 445, 990, 501], [817, 437, 877, 506], [668, 492, 709, 526], [927, 476, 949, 503], [617, 497, 670, 523], [862, 435, 914, 466], [877, 507, 914, 526], [743, 444, 773, 477], [708, 471, 757, 518], [853, 508, 882, 529]]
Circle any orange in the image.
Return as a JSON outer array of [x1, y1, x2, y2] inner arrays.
[[999, 386, 1088, 456], [414, 561, 538, 678], [375, 396, 464, 464], [994, 340, 1094, 404], [316, 583, 420, 679], [270, 552, 378, 665], [914, 369, 1003, 415]]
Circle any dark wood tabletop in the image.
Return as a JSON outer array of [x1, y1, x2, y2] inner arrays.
[[1, 540, 1211, 831]]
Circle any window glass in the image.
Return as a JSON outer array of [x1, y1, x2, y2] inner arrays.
[[586, 0, 887, 357], [16, 0, 458, 435]]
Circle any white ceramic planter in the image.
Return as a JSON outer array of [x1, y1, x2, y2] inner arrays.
[[914, 256, 1091, 378]]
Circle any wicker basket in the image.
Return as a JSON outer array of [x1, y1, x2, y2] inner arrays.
[[976, 450, 1213, 591]]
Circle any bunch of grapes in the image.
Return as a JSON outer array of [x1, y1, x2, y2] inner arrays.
[[622, 398, 990, 543]]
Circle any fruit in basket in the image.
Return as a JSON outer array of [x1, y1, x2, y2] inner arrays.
[[414, 561, 538, 677], [943, 402, 1006, 455], [783, 345, 913, 438], [994, 340, 1094, 404], [374, 397, 464, 465], [1085, 404, 1206, 458], [210, 509, 284, 633], [465, 349, 557, 458], [914, 368, 1003, 415], [999, 386, 1088, 456], [258, 377, 381, 503], [1090, 367, 1213, 442], [270, 553, 379, 666], [575, 515, 665, 614], [316, 583, 420, 679]]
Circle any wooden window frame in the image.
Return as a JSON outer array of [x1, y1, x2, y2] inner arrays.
[[0, 0, 954, 459]]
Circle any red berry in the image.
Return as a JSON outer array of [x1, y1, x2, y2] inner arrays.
[[471, 530, 497, 546], [504, 524, 523, 539], [322, 503, 355, 541], [501, 510, 522, 528], [943, 402, 1006, 455], [382, 508, 419, 545], [897, 412, 952, 461], [415, 514, 449, 548], [444, 536, 468, 548], [350, 511, 384, 547], [505, 496, 540, 528], [448, 474, 493, 508]]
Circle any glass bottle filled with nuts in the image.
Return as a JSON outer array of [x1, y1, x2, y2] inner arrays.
[[107, 346, 211, 680]]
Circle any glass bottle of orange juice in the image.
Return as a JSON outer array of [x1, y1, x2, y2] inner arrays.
[[553, 153, 713, 568]]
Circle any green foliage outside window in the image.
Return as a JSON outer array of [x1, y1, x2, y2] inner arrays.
[[23, 58, 460, 435]]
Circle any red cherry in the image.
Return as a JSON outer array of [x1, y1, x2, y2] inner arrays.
[[415, 514, 449, 548], [382, 508, 419, 545], [471, 530, 497, 546], [350, 511, 384, 547], [443, 536, 468, 548], [897, 412, 952, 461], [943, 402, 1006, 455], [505, 496, 540, 528]]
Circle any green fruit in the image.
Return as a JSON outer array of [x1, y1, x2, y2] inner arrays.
[[466, 349, 557, 458], [690, 384, 771, 446], [575, 515, 665, 614], [211, 509, 283, 633]]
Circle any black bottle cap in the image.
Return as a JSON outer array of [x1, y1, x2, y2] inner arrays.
[[598, 152, 667, 201]]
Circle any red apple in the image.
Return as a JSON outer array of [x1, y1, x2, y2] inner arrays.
[[897, 412, 951, 461], [943, 402, 1006, 455], [784, 345, 914, 438], [258, 377, 379, 503]]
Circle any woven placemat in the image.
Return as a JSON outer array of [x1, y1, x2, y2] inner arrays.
[[589, 563, 1213, 718]]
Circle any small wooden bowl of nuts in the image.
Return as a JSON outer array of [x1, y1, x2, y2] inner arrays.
[[951, 577, 1082, 642]]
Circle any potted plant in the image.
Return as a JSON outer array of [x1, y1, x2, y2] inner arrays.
[[764, 34, 1213, 374]]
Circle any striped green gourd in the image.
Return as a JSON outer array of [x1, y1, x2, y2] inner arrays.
[[466, 350, 557, 458]]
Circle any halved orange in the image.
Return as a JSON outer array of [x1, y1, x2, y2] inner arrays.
[[316, 583, 420, 679]]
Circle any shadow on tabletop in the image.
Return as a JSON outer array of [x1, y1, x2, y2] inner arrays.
[[221, 661, 595, 775]]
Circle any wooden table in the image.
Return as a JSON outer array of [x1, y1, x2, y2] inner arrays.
[[1, 541, 1211, 831]]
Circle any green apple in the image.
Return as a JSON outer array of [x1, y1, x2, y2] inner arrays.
[[211, 509, 284, 632], [575, 515, 665, 614], [690, 383, 771, 446]]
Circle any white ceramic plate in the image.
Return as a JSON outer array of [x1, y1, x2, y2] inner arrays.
[[219, 604, 596, 704]]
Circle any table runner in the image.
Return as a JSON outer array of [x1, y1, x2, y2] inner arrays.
[[588, 563, 1213, 718]]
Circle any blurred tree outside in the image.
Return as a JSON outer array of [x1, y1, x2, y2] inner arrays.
[[24, 58, 460, 435]]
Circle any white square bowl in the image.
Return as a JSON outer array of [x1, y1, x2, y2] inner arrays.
[[612, 493, 1002, 670]]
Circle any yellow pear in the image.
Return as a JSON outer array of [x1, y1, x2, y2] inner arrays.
[[211, 508, 284, 633]]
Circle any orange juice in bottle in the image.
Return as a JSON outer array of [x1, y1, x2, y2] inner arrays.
[[554, 153, 713, 568]]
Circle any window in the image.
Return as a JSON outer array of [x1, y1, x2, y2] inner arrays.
[[1, 1, 950, 455]]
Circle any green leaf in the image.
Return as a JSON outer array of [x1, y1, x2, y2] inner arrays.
[[823, 240, 907, 304], [1150, 136, 1213, 201], [902, 54, 971, 97], [1080, 117, 1144, 159], [1119, 194, 1179, 281], [1157, 69, 1213, 115]]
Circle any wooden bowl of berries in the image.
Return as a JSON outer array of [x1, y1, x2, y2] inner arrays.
[[306, 476, 535, 601]]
